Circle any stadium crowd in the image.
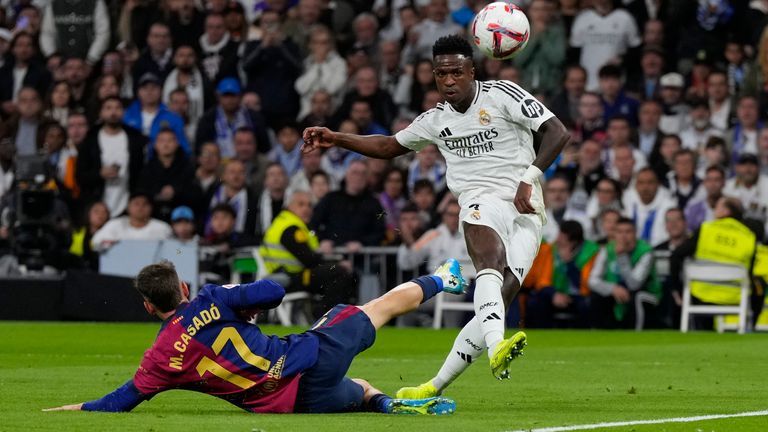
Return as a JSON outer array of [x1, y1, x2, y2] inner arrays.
[[0, 0, 767, 329]]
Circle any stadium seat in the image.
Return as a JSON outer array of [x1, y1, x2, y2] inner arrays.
[[680, 259, 751, 334], [433, 292, 474, 329]]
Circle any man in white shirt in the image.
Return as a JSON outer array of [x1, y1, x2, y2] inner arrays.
[[403, 0, 462, 63], [303, 35, 571, 390], [622, 167, 676, 247], [397, 201, 476, 327], [723, 153, 768, 224], [91, 192, 172, 252], [679, 98, 723, 151], [569, 0, 641, 90], [707, 71, 733, 131]]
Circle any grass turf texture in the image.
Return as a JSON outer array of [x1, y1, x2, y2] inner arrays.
[[1, 322, 767, 432]]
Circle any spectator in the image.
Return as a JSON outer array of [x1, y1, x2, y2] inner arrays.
[[725, 95, 762, 163], [41, 122, 79, 200], [0, 28, 10, 69], [654, 208, 689, 253], [139, 128, 202, 222], [549, 65, 587, 128], [66, 112, 89, 150], [588, 217, 660, 329], [667, 149, 704, 209], [679, 98, 722, 151], [759, 129, 768, 175], [195, 141, 222, 200], [707, 70, 734, 132], [166, 0, 204, 51], [15, 5, 43, 37], [626, 45, 664, 101], [200, 203, 258, 283], [170, 205, 198, 242], [198, 12, 239, 84], [312, 159, 386, 252], [658, 72, 689, 135], [162, 45, 213, 127], [394, 59, 437, 118], [0, 138, 15, 201], [223, 1, 247, 43], [595, 207, 621, 245], [396, 200, 474, 327], [569, 0, 641, 91], [91, 192, 172, 252], [117, 0, 162, 51], [542, 174, 589, 242], [410, 178, 439, 229], [573, 92, 606, 143], [39, 0, 110, 66], [123, 72, 190, 157], [5, 87, 46, 156], [599, 65, 640, 127], [378, 40, 402, 96], [622, 167, 676, 247], [299, 89, 333, 129], [724, 41, 749, 97], [557, 139, 606, 198], [116, 42, 140, 100], [232, 127, 269, 194], [603, 116, 647, 179], [85, 74, 121, 123], [258, 162, 290, 235], [402, 0, 462, 63], [241, 9, 302, 126], [285, 0, 328, 56], [76, 96, 147, 217], [396, 202, 426, 247], [407, 144, 446, 194], [611, 144, 637, 191], [166, 88, 195, 141], [69, 200, 109, 270], [319, 120, 365, 187], [269, 122, 303, 177], [636, 100, 663, 157], [685, 165, 726, 232], [61, 57, 91, 108], [513, 0, 566, 98], [0, 32, 50, 114], [527, 220, 599, 328], [585, 178, 623, 240], [309, 170, 330, 204], [206, 160, 259, 237], [348, 12, 379, 58], [132, 22, 174, 87], [378, 167, 407, 243], [260, 189, 357, 316], [333, 66, 397, 132], [195, 77, 271, 158], [670, 196, 763, 329], [287, 148, 323, 196], [649, 134, 681, 184], [295, 25, 347, 120], [723, 153, 768, 223]]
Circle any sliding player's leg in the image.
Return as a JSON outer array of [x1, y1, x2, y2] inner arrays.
[[353, 378, 456, 415]]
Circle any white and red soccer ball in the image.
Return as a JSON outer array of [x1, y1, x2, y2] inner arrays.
[[472, 2, 530, 60]]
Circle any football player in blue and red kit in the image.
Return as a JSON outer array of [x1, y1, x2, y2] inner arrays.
[[44, 259, 467, 415]]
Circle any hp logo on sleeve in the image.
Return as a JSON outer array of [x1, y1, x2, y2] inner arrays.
[[521, 99, 544, 118]]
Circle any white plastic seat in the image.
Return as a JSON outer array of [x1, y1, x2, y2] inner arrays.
[[680, 259, 751, 334]]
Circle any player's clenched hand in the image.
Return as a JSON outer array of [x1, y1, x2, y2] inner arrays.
[[43, 403, 83, 411], [302, 127, 336, 154], [514, 181, 536, 214]]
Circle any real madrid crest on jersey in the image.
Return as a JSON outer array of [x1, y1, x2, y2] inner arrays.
[[478, 109, 491, 125]]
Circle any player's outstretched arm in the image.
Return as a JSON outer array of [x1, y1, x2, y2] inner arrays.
[[216, 279, 286, 311], [44, 379, 148, 413], [302, 127, 411, 160], [515, 117, 572, 214]]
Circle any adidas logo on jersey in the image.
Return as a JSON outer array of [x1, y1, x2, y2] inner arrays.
[[438, 127, 453, 138], [456, 351, 473, 363], [483, 313, 502, 323]]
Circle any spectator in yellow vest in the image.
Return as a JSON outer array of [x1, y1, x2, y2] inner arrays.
[[260, 190, 357, 317], [670, 197, 764, 329]]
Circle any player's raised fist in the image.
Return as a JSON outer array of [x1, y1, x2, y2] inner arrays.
[[302, 127, 335, 154]]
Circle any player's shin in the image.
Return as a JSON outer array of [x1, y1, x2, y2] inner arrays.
[[474, 268, 506, 357], [432, 316, 486, 391]]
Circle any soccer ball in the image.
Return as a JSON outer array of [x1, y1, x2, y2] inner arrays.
[[471, 2, 530, 60]]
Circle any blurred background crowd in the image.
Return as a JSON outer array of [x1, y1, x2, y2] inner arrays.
[[0, 0, 767, 329]]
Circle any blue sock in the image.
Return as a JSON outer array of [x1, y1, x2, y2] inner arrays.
[[411, 275, 444, 304], [368, 393, 393, 413]]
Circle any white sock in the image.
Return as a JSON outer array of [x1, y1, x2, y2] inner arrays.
[[432, 317, 486, 391], [474, 269, 505, 358]]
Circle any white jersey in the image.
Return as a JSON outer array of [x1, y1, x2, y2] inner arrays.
[[395, 80, 555, 211]]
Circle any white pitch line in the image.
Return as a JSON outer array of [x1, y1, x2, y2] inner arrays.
[[506, 409, 768, 432]]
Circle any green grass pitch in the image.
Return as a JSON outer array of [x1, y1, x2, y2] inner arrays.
[[1, 322, 767, 432]]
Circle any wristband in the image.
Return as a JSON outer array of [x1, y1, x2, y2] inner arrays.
[[520, 165, 543, 185]]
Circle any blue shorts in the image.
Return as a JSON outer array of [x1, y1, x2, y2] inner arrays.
[[293, 304, 376, 413]]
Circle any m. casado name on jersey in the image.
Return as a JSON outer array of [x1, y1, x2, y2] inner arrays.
[[442, 128, 499, 158]]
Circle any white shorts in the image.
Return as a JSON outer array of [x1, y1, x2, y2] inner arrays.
[[459, 195, 544, 284]]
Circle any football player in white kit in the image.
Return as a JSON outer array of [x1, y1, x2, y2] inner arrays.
[[302, 35, 571, 396]]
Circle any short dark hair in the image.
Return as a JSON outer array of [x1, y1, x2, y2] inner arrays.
[[135, 261, 182, 313], [433, 34, 473, 58], [721, 197, 744, 221], [100, 95, 123, 109], [666, 207, 685, 220], [413, 179, 435, 194], [616, 216, 635, 227], [598, 64, 622, 79], [705, 165, 725, 178], [211, 203, 236, 219], [401, 202, 419, 214], [560, 220, 585, 245]]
